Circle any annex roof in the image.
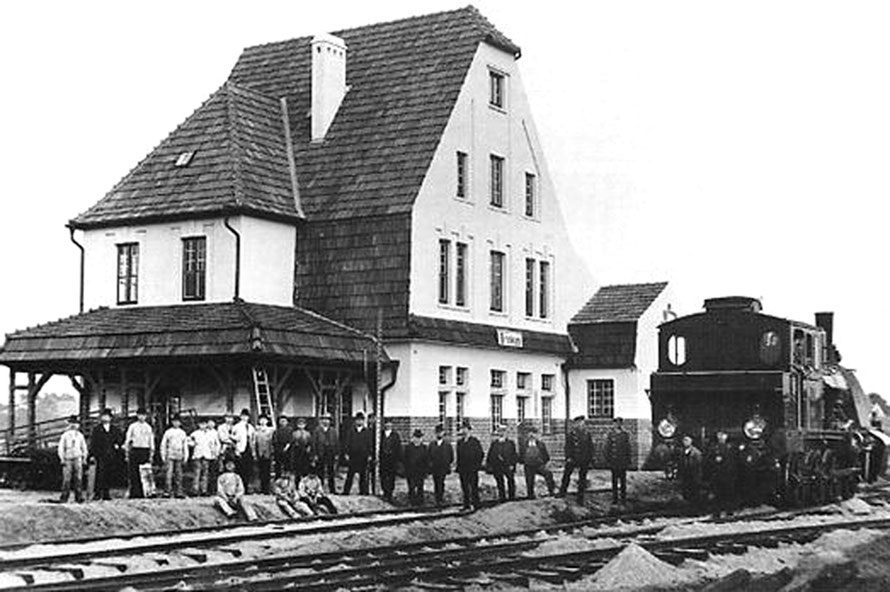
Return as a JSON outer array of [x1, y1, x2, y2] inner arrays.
[[70, 6, 520, 228], [0, 301, 384, 368], [570, 282, 669, 325]]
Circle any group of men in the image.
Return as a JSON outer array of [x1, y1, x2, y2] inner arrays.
[[57, 407, 636, 512]]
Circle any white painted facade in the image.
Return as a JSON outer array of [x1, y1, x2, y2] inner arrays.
[[79, 215, 296, 310], [568, 287, 675, 421]]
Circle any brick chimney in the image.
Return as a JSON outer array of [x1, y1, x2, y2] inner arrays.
[[311, 33, 347, 142]]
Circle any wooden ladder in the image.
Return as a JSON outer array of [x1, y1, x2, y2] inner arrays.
[[252, 367, 276, 428]]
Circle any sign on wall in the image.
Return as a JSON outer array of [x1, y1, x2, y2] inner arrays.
[[497, 329, 524, 348]]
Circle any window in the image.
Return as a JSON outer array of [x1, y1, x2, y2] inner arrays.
[[182, 237, 206, 301], [539, 261, 550, 319], [490, 394, 504, 431], [760, 331, 781, 365], [490, 250, 505, 312], [438, 239, 451, 304], [456, 392, 466, 428], [438, 365, 452, 386], [117, 243, 139, 305], [516, 396, 528, 424], [525, 258, 535, 317], [516, 372, 530, 391], [490, 369, 506, 389], [587, 379, 615, 418], [439, 391, 449, 430], [490, 155, 504, 207], [525, 172, 536, 217], [541, 374, 554, 392], [541, 397, 553, 435], [456, 151, 468, 198], [489, 70, 505, 109], [455, 242, 468, 307], [456, 367, 468, 387], [667, 335, 687, 366]]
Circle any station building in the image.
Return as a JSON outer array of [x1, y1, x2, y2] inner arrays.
[[0, 7, 673, 459]]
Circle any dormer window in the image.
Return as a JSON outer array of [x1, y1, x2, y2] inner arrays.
[[175, 151, 195, 167], [489, 70, 505, 109]]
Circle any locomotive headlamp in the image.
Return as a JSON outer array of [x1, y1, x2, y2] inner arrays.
[[657, 417, 677, 438], [743, 415, 766, 439]]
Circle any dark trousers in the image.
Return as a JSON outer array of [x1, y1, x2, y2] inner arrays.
[[407, 475, 425, 505], [432, 472, 447, 505], [208, 457, 220, 494], [524, 464, 555, 499], [493, 469, 516, 501], [94, 457, 114, 500], [380, 464, 397, 500], [128, 448, 151, 498], [237, 451, 253, 493], [302, 495, 338, 515], [559, 460, 589, 499], [459, 470, 480, 509], [611, 469, 627, 502], [273, 451, 288, 478], [318, 457, 337, 493], [343, 461, 369, 494], [257, 457, 272, 494]]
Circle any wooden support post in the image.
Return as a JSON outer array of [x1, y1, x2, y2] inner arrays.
[[7, 369, 15, 455], [27, 373, 37, 448]]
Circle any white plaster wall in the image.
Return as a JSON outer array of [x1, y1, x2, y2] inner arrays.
[[409, 43, 594, 334], [80, 215, 295, 309], [636, 286, 675, 393], [568, 368, 646, 420], [385, 340, 565, 423]]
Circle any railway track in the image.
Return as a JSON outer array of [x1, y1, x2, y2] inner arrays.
[[2, 494, 884, 591]]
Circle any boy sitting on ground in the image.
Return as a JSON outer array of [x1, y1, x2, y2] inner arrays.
[[298, 471, 338, 515], [215, 457, 257, 521], [271, 474, 314, 519]]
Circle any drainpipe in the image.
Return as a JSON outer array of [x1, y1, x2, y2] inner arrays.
[[68, 227, 85, 313], [223, 216, 241, 299], [562, 363, 571, 432]]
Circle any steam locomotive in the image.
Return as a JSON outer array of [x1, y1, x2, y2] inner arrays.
[[649, 296, 888, 506]]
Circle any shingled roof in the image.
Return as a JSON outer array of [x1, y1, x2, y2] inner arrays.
[[0, 301, 383, 367], [71, 6, 519, 228], [570, 282, 669, 324]]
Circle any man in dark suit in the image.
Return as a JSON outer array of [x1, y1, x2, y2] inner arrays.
[[311, 414, 339, 493], [559, 416, 595, 503], [379, 418, 403, 502], [343, 412, 373, 495], [456, 420, 484, 510], [403, 429, 429, 506], [88, 408, 122, 500], [428, 424, 454, 506], [486, 425, 518, 502], [521, 426, 556, 499], [605, 417, 632, 504]]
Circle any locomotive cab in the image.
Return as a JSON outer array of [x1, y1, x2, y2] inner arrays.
[[649, 296, 884, 507]]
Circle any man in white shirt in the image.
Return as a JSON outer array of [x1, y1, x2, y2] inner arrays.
[[160, 414, 189, 498], [57, 415, 88, 503], [124, 408, 155, 498], [190, 418, 220, 496], [232, 409, 257, 493]]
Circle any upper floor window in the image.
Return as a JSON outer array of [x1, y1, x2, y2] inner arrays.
[[525, 173, 536, 217], [490, 250, 505, 312], [117, 243, 139, 305], [525, 258, 535, 317], [456, 151, 468, 199], [489, 70, 505, 109], [182, 237, 206, 301], [587, 379, 615, 418], [438, 239, 451, 304], [490, 155, 504, 208], [455, 242, 468, 307], [539, 261, 550, 319]]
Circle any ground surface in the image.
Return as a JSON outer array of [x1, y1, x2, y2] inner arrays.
[[0, 469, 677, 545]]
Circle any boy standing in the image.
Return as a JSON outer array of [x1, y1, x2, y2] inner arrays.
[[58, 416, 88, 503], [160, 414, 189, 498]]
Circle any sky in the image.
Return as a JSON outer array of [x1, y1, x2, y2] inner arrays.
[[0, 1, 887, 398]]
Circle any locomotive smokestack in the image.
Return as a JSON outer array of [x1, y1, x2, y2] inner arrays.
[[815, 312, 836, 363]]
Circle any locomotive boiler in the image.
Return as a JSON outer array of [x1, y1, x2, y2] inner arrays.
[[649, 296, 887, 506]]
